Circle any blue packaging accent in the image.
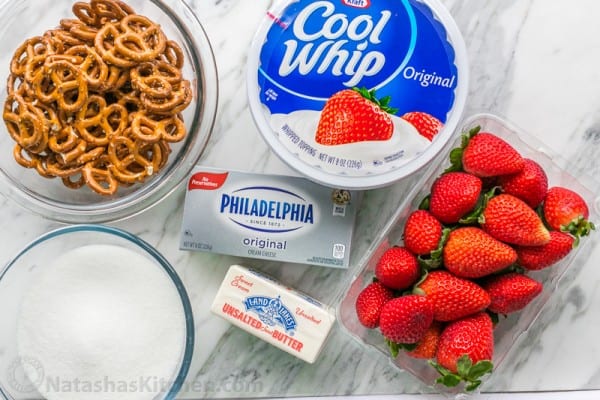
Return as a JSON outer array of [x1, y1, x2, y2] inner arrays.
[[257, 0, 457, 122], [244, 295, 298, 334]]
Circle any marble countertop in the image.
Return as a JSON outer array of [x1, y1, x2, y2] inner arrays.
[[1, 0, 600, 398]]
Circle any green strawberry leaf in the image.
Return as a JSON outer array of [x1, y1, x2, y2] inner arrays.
[[418, 195, 431, 210], [476, 186, 501, 225], [468, 360, 494, 381], [456, 355, 473, 377], [386, 339, 401, 358], [444, 125, 481, 173], [417, 255, 441, 270], [386, 339, 417, 358], [561, 216, 595, 245], [429, 357, 493, 393], [353, 87, 398, 115], [465, 380, 483, 392], [438, 374, 462, 388]]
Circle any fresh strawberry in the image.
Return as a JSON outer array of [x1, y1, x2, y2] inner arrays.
[[415, 270, 490, 322], [481, 272, 543, 314], [543, 186, 595, 240], [375, 246, 420, 291], [498, 158, 548, 208], [517, 230, 575, 271], [355, 281, 395, 328], [406, 321, 443, 359], [401, 111, 443, 141], [379, 294, 434, 344], [433, 312, 494, 391], [403, 210, 443, 256], [443, 227, 517, 279], [480, 194, 550, 246], [428, 172, 482, 224], [315, 87, 396, 145], [461, 131, 525, 177]]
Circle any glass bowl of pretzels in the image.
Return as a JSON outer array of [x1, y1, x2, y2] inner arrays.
[[0, 0, 218, 222]]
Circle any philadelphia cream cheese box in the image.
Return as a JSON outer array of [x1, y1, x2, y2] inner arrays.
[[179, 167, 359, 268]]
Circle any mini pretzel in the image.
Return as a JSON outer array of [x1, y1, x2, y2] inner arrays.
[[91, 0, 134, 23], [130, 60, 182, 98], [2, 0, 192, 196], [3, 93, 48, 153], [13, 144, 41, 169], [130, 112, 186, 143], [160, 40, 185, 69], [82, 155, 118, 195], [140, 79, 192, 115], [114, 15, 167, 62], [74, 95, 127, 146], [108, 135, 154, 183], [10, 36, 46, 77], [31, 59, 88, 112]]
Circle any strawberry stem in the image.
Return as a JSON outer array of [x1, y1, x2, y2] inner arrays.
[[561, 216, 595, 246], [386, 338, 417, 358], [352, 87, 398, 115], [444, 125, 481, 173], [429, 356, 493, 392]]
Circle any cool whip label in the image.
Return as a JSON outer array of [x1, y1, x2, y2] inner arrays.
[[211, 265, 336, 363], [252, 0, 460, 177], [180, 167, 359, 268]]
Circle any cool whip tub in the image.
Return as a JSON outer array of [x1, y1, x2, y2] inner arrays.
[[179, 167, 359, 268], [248, 0, 468, 189]]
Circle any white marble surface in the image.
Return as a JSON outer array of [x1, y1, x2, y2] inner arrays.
[[1, 0, 600, 398]]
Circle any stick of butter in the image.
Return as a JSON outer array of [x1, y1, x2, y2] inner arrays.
[[210, 265, 336, 363]]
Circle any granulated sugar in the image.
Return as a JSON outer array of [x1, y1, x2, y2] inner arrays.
[[17, 244, 187, 400]]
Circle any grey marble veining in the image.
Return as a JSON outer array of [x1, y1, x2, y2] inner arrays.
[[1, 0, 600, 399]]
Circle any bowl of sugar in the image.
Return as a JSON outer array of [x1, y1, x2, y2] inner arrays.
[[0, 225, 194, 400]]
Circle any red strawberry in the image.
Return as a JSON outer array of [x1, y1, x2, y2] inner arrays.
[[443, 227, 517, 279], [401, 111, 443, 141], [480, 194, 550, 246], [355, 281, 395, 328], [434, 312, 494, 391], [429, 172, 482, 224], [517, 230, 575, 271], [379, 294, 434, 344], [403, 210, 443, 256], [462, 132, 525, 177], [481, 272, 543, 314], [498, 158, 548, 208], [315, 88, 396, 145], [543, 186, 594, 239], [406, 321, 443, 359], [416, 270, 490, 322], [375, 247, 420, 291]]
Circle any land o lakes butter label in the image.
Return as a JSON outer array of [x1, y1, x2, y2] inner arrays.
[[211, 265, 336, 363]]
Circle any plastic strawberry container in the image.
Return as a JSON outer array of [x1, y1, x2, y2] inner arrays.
[[336, 113, 600, 395]]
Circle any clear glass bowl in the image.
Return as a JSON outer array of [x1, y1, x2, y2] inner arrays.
[[0, 224, 195, 400], [0, 0, 218, 223]]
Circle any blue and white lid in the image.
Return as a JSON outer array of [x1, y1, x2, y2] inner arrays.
[[247, 0, 468, 189]]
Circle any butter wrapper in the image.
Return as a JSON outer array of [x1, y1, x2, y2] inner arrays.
[[180, 167, 359, 268], [210, 265, 336, 363]]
